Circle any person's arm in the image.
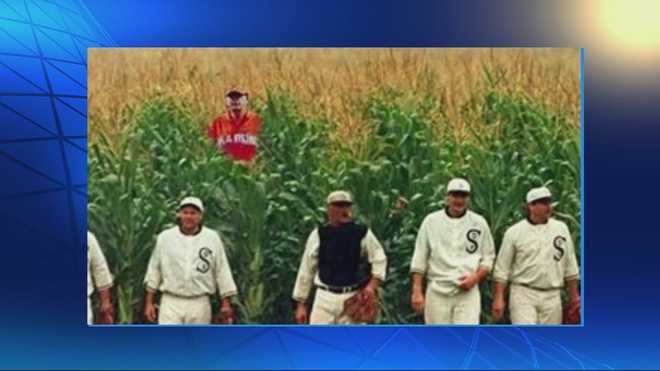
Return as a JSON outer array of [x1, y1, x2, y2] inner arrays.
[[143, 236, 163, 323], [215, 234, 238, 324], [292, 229, 320, 324], [88, 234, 114, 323], [566, 278, 580, 304], [491, 280, 508, 322], [410, 273, 425, 315], [89, 234, 113, 291], [563, 228, 581, 316], [410, 218, 430, 314], [491, 229, 515, 322], [362, 229, 387, 294], [96, 288, 114, 324], [144, 289, 157, 323]]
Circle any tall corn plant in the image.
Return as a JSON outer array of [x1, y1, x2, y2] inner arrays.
[[88, 133, 172, 323], [255, 91, 334, 322], [213, 173, 268, 323]]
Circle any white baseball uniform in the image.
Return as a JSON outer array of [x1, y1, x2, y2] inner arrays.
[[410, 209, 495, 324], [493, 217, 580, 324], [292, 227, 387, 324], [87, 231, 113, 325], [144, 226, 238, 324]]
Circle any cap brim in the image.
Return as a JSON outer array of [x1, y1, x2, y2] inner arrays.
[[329, 201, 353, 206], [179, 203, 203, 212], [528, 196, 552, 204], [226, 90, 246, 98], [447, 190, 470, 195]]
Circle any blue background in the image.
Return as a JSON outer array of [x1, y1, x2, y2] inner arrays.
[[0, 0, 657, 369]]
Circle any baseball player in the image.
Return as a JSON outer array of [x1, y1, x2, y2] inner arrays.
[[207, 88, 263, 162], [87, 231, 114, 325], [292, 191, 387, 324], [143, 197, 238, 325], [410, 178, 495, 324], [492, 186, 581, 325]]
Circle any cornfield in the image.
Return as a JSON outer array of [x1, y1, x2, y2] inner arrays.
[[88, 48, 581, 324]]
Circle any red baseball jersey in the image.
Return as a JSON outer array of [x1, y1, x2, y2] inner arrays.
[[207, 112, 262, 161]]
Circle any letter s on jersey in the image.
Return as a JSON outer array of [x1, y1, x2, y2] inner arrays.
[[466, 229, 481, 254], [553, 236, 566, 261], [197, 247, 213, 273]]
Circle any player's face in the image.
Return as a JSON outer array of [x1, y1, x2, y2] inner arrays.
[[178, 206, 202, 230], [447, 192, 469, 215], [327, 202, 353, 225], [528, 198, 552, 222], [227, 97, 242, 110], [226, 94, 246, 117]]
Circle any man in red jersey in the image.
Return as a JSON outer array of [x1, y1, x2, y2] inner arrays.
[[207, 89, 263, 162]]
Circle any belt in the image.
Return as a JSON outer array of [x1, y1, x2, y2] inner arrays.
[[162, 291, 210, 299], [514, 283, 560, 292], [316, 280, 367, 294]]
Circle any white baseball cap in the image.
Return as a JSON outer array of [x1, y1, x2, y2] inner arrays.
[[526, 187, 552, 203], [327, 190, 353, 205], [447, 178, 471, 194], [179, 196, 204, 212]]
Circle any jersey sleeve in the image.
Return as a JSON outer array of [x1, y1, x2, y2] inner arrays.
[[143, 234, 163, 292], [410, 217, 431, 275], [88, 233, 113, 291], [563, 226, 580, 281], [292, 229, 320, 302], [362, 229, 387, 281], [215, 233, 238, 298], [493, 228, 516, 283], [478, 218, 496, 272]]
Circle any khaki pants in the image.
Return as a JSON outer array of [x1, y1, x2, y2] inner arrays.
[[509, 284, 562, 325], [310, 288, 360, 324], [87, 296, 93, 325], [425, 285, 481, 324], [158, 293, 212, 325]]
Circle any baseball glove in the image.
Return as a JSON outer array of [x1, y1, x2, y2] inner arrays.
[[343, 290, 379, 323]]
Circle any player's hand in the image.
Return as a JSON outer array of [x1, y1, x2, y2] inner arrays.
[[144, 302, 158, 323], [411, 291, 425, 314], [217, 302, 235, 324], [491, 297, 505, 322], [295, 302, 308, 324], [458, 273, 478, 291]]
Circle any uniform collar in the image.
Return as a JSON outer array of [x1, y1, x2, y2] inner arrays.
[[445, 207, 467, 219], [178, 225, 203, 236], [325, 219, 355, 228], [226, 111, 249, 125], [526, 216, 549, 226]]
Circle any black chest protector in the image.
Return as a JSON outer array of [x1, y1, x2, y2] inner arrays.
[[318, 221, 370, 287]]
